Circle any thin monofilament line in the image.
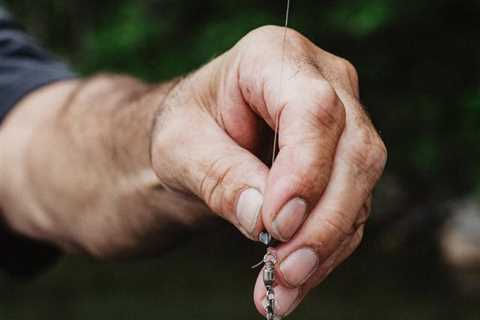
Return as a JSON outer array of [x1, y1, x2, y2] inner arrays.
[[284, 0, 291, 29], [272, 0, 291, 165]]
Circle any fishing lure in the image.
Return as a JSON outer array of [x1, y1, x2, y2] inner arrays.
[[256, 232, 280, 320], [260, 232, 280, 320]]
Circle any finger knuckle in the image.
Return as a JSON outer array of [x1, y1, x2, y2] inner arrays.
[[316, 80, 338, 106], [284, 156, 331, 197], [250, 25, 284, 37], [336, 58, 359, 84], [310, 211, 354, 247], [199, 157, 235, 215], [351, 227, 365, 250], [245, 25, 299, 45], [347, 128, 387, 185], [243, 26, 310, 59], [357, 203, 371, 226], [308, 80, 345, 131], [326, 209, 356, 236]]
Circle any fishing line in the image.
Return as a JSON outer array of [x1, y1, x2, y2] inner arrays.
[[272, 0, 291, 165], [256, 3, 292, 320]]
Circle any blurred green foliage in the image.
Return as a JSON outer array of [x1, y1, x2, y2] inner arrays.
[[6, 0, 480, 201], [2, 0, 480, 319]]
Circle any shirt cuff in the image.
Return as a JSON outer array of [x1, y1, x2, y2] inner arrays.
[[0, 63, 77, 123], [0, 220, 60, 278]]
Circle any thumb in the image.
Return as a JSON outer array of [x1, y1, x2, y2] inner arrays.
[[151, 103, 268, 240]]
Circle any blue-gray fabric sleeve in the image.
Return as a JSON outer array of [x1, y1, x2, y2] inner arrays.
[[0, 7, 76, 122]]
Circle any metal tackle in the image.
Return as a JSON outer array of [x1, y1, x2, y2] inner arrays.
[[258, 231, 280, 320]]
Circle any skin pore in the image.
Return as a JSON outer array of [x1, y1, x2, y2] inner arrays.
[[0, 26, 386, 318]]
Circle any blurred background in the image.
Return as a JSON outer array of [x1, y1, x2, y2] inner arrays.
[[1, 0, 480, 319]]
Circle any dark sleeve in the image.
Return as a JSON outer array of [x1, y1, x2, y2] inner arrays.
[[0, 7, 76, 121], [0, 7, 75, 277], [0, 221, 60, 277]]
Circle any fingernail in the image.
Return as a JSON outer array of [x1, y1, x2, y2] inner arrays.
[[262, 286, 300, 317], [236, 188, 263, 234], [272, 197, 307, 241], [280, 248, 318, 287]]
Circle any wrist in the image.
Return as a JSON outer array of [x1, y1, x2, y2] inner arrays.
[[149, 55, 229, 194]]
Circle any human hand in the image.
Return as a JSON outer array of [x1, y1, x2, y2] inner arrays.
[[150, 26, 387, 317], [0, 22, 386, 315]]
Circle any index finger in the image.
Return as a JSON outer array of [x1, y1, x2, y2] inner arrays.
[[262, 71, 347, 242], [237, 28, 348, 242]]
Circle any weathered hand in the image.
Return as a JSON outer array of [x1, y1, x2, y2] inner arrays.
[[151, 26, 387, 317], [0, 23, 386, 316]]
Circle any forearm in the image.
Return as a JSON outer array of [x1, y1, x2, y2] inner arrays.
[[0, 74, 207, 258]]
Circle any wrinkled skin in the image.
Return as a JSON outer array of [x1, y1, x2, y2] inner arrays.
[[151, 26, 387, 317], [0, 26, 386, 317]]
